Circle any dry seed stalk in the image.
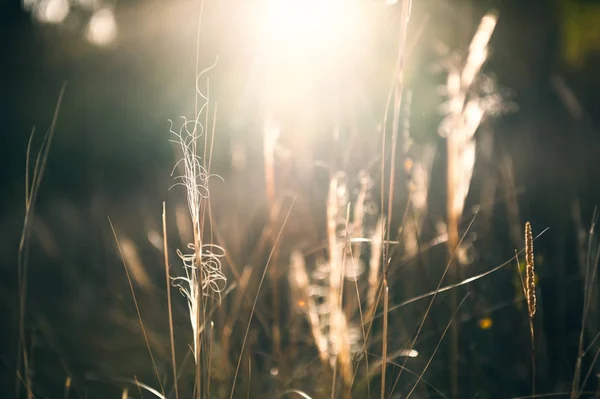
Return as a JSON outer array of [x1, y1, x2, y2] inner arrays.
[[326, 174, 352, 388], [525, 221, 536, 317], [366, 217, 384, 321]]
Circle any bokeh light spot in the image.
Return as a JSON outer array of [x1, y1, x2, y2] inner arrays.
[[86, 7, 117, 46], [478, 317, 493, 330], [36, 0, 70, 24]]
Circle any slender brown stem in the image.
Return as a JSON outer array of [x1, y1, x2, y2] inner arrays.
[[163, 202, 179, 399], [230, 198, 295, 399], [447, 137, 460, 399], [17, 84, 66, 399], [381, 279, 389, 399], [530, 304, 536, 393], [194, 226, 205, 399], [109, 217, 165, 396]]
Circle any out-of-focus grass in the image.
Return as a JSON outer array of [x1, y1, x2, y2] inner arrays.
[[5, 1, 600, 399]]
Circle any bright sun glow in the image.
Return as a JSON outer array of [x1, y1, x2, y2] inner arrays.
[[259, 0, 359, 59], [255, 0, 362, 112]]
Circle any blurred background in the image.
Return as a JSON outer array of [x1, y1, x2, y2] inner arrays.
[[2, 0, 600, 397]]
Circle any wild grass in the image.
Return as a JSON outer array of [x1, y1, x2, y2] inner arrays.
[[10, 1, 600, 399], [16, 83, 66, 399]]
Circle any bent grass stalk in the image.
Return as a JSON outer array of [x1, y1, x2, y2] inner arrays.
[[17, 83, 66, 399], [109, 217, 165, 397], [378, 226, 549, 319]]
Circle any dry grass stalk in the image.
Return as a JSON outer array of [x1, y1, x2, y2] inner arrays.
[[223, 266, 252, 355], [366, 217, 384, 321], [520, 221, 536, 397], [109, 219, 165, 396], [346, 172, 372, 282], [289, 251, 329, 365], [230, 199, 296, 399], [17, 84, 66, 399], [343, 173, 373, 330], [379, 1, 412, 396], [286, 170, 379, 393], [571, 206, 600, 399], [403, 145, 435, 259], [168, 59, 226, 399], [119, 236, 152, 291], [442, 12, 497, 398], [262, 113, 283, 368], [162, 203, 179, 399], [326, 173, 353, 388], [443, 12, 497, 231], [525, 221, 536, 318]]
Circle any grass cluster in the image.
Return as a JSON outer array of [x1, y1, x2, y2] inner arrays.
[[10, 2, 600, 399]]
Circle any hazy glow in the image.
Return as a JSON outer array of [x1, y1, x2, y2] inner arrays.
[[86, 8, 117, 46], [76, 0, 102, 10], [36, 0, 69, 24], [254, 0, 363, 112], [259, 0, 358, 60]]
